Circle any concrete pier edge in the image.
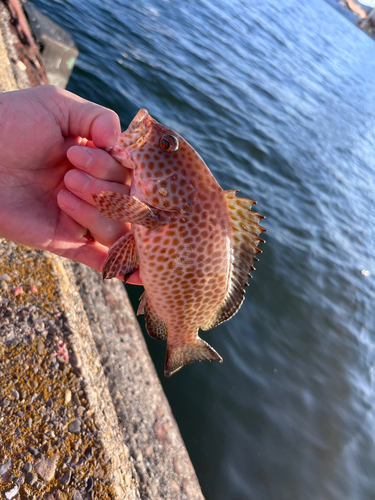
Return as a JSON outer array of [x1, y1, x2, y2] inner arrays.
[[0, 1, 205, 499]]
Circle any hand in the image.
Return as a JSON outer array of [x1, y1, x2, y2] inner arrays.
[[0, 85, 140, 284]]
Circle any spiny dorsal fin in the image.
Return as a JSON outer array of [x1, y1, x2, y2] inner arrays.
[[102, 231, 139, 281], [93, 192, 161, 230], [200, 190, 265, 331], [165, 338, 222, 377], [138, 292, 168, 341]]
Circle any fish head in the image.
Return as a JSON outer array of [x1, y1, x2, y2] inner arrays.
[[110, 109, 200, 212]]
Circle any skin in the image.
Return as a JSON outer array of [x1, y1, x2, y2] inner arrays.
[[0, 85, 141, 284]]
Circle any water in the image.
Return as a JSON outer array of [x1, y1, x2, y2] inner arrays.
[[31, 0, 375, 498]]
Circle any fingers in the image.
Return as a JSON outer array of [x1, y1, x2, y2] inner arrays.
[[46, 210, 109, 272], [57, 189, 130, 248], [63, 169, 130, 207], [67, 146, 131, 185], [45, 85, 121, 148], [53, 202, 142, 285]]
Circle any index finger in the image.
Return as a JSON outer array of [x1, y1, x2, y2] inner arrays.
[[67, 146, 131, 185]]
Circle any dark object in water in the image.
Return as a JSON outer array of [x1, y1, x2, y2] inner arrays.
[[22, 0, 78, 88]]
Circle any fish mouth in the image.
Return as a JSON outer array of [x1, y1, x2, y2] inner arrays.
[[108, 109, 153, 163], [129, 109, 152, 134], [120, 109, 153, 149]]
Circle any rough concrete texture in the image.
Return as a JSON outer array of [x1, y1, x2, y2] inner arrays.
[[0, 23, 16, 91], [0, 240, 140, 499], [0, 0, 48, 90], [70, 262, 204, 500], [0, 1, 205, 499], [0, 2, 18, 91], [0, 240, 205, 500]]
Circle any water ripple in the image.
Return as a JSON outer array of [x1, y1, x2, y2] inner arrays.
[[32, 0, 375, 498]]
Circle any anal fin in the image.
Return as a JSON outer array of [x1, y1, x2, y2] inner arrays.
[[93, 192, 161, 230], [102, 231, 139, 280], [139, 293, 168, 341], [165, 338, 222, 377], [137, 291, 148, 316]]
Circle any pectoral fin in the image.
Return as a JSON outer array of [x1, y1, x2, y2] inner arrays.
[[164, 338, 222, 377], [102, 231, 139, 280], [93, 192, 161, 230]]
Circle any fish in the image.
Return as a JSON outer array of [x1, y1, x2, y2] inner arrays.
[[93, 109, 265, 377]]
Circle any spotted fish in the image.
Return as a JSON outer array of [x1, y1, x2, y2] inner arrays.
[[93, 110, 265, 376]]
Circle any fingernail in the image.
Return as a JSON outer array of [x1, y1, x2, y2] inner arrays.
[[58, 190, 80, 211], [65, 170, 90, 193], [106, 130, 119, 148]]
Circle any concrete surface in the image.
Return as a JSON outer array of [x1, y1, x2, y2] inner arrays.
[[0, 241, 140, 499], [0, 1, 205, 498], [70, 262, 204, 500]]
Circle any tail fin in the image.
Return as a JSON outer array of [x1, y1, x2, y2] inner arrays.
[[164, 338, 222, 377]]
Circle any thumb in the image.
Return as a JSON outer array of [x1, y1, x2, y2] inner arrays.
[[48, 86, 121, 149]]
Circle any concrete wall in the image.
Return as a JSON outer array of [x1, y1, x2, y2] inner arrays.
[[0, 2, 204, 499]]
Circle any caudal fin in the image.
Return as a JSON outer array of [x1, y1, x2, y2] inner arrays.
[[164, 338, 222, 377]]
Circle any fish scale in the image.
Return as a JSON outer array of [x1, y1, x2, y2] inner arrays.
[[94, 109, 265, 376]]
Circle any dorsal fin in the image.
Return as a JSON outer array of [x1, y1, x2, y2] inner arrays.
[[200, 190, 265, 331]]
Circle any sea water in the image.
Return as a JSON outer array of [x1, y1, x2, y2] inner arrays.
[[32, 0, 375, 498]]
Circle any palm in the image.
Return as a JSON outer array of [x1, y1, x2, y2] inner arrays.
[[0, 100, 79, 252], [0, 85, 140, 283]]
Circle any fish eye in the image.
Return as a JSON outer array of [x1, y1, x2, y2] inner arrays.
[[159, 134, 179, 153]]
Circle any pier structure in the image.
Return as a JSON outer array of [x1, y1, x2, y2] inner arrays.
[[0, 1, 204, 498]]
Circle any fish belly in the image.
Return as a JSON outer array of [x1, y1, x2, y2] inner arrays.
[[133, 199, 232, 345]]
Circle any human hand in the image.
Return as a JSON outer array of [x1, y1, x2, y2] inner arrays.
[[0, 85, 140, 284]]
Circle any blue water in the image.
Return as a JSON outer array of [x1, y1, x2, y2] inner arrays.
[[32, 0, 375, 498]]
